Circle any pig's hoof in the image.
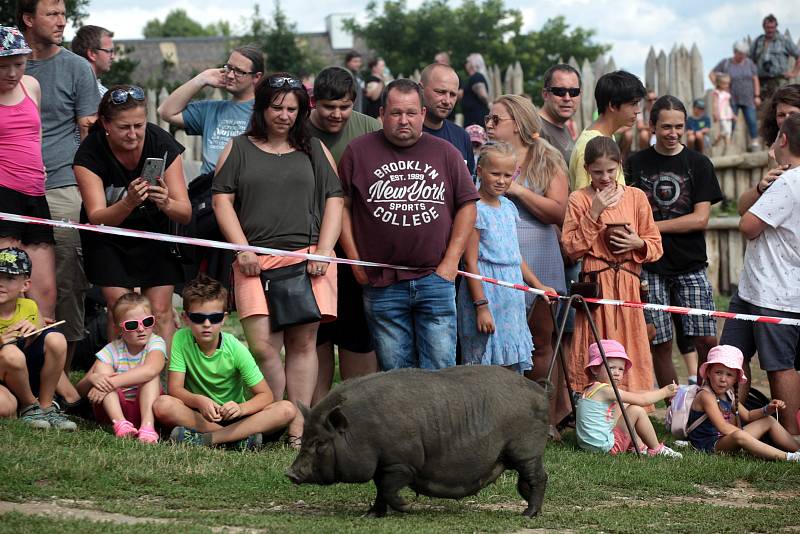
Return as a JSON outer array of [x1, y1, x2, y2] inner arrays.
[[364, 507, 387, 518], [389, 500, 411, 513], [521, 506, 540, 518]]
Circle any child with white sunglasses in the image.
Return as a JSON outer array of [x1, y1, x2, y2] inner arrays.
[[77, 292, 165, 443]]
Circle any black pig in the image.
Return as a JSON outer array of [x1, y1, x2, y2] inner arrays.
[[286, 365, 549, 517]]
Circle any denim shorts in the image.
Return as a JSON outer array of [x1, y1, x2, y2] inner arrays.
[[362, 272, 457, 370]]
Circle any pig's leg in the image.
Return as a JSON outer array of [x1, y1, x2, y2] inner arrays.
[[367, 464, 414, 517], [513, 456, 547, 517]]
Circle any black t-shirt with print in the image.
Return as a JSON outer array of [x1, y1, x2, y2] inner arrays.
[[625, 146, 722, 276]]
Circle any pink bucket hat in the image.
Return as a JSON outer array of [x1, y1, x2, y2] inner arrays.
[[465, 124, 488, 146], [699, 345, 747, 384], [584, 339, 632, 380]]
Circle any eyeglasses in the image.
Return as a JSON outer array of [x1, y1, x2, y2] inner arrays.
[[546, 86, 580, 98], [186, 312, 225, 325], [119, 315, 155, 332], [268, 76, 303, 89], [222, 64, 255, 78], [484, 114, 513, 126], [110, 86, 145, 105], [94, 47, 115, 56]]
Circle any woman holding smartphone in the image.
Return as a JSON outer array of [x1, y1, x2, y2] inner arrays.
[[74, 86, 191, 349]]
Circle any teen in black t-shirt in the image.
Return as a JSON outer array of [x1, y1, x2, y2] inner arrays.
[[625, 95, 722, 389]]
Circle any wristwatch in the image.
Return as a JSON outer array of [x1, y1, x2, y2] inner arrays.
[[473, 299, 489, 307]]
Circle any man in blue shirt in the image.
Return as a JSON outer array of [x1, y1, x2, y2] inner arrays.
[[158, 45, 264, 176], [420, 63, 475, 175]]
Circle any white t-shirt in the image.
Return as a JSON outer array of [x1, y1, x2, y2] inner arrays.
[[738, 166, 800, 313]]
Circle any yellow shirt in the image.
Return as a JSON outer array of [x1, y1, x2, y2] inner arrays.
[[0, 298, 39, 335], [568, 129, 626, 191]]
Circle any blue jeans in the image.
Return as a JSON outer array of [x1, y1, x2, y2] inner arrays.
[[732, 103, 758, 140], [362, 273, 457, 370]]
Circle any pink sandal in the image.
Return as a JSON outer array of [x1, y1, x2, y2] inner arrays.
[[137, 424, 159, 444], [113, 419, 138, 438]]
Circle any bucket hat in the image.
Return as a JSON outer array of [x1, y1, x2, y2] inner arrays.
[[699, 345, 747, 384], [585, 339, 631, 380]]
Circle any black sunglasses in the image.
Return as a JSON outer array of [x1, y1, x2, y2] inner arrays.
[[186, 312, 225, 325], [547, 86, 580, 98], [120, 315, 155, 332], [110, 86, 145, 105], [268, 76, 303, 89]]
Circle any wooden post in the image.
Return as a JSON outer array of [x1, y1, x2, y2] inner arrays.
[[719, 230, 730, 294], [568, 57, 584, 132], [604, 57, 616, 75], [690, 43, 704, 101], [504, 64, 514, 95], [657, 50, 668, 97], [146, 89, 158, 124], [513, 61, 524, 95], [580, 58, 596, 129], [705, 230, 720, 293], [728, 229, 744, 290], [677, 45, 693, 107], [645, 47, 657, 91], [668, 45, 678, 97]]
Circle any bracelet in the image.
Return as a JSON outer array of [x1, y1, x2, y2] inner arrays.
[[473, 299, 489, 308]]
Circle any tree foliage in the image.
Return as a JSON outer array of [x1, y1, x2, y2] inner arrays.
[[142, 9, 230, 38], [1, 0, 89, 28], [238, 1, 322, 75], [347, 0, 609, 101]]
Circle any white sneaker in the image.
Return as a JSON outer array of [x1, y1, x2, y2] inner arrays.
[[654, 444, 683, 459]]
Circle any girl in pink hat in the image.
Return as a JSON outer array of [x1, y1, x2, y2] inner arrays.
[[688, 345, 800, 461], [576, 339, 682, 457]]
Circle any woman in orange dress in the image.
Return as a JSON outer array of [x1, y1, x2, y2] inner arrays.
[[562, 136, 662, 394]]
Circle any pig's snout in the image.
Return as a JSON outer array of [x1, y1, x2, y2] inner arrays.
[[285, 467, 304, 485]]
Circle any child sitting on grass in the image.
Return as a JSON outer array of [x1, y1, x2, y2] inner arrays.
[[0, 247, 76, 430], [688, 345, 800, 461], [576, 339, 681, 457], [153, 274, 295, 450], [77, 292, 165, 443]]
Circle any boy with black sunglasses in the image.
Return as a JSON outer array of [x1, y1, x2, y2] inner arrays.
[[153, 274, 295, 450], [0, 247, 76, 430]]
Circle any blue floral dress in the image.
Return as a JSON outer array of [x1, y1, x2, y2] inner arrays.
[[458, 197, 534, 373]]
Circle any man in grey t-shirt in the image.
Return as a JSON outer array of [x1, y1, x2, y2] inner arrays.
[[538, 64, 580, 166], [20, 0, 100, 363]]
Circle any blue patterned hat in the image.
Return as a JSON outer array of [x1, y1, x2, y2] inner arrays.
[[0, 26, 32, 57]]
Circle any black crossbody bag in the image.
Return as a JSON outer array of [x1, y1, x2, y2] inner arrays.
[[258, 141, 324, 331]]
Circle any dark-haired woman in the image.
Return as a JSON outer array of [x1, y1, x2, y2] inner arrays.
[[213, 73, 343, 447], [625, 95, 722, 390], [74, 86, 192, 349]]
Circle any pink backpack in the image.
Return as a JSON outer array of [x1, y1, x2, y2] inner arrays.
[[664, 385, 734, 438]]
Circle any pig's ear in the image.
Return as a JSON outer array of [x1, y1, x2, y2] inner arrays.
[[325, 406, 349, 433], [297, 402, 311, 420]]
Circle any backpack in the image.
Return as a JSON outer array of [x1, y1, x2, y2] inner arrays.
[[664, 385, 734, 438]]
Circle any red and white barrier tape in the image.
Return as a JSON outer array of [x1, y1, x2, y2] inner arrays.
[[2, 211, 799, 327]]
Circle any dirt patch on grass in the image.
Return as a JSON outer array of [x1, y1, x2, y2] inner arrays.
[[0, 499, 171, 525], [609, 480, 800, 509]]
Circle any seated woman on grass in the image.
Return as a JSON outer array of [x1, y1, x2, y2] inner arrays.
[[77, 292, 165, 443]]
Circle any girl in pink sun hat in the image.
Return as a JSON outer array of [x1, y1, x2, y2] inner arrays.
[[576, 339, 682, 458], [688, 345, 800, 461]]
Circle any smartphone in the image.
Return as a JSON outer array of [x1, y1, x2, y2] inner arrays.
[[141, 157, 165, 185]]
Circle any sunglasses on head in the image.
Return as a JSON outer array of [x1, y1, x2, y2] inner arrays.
[[186, 312, 225, 325], [546, 86, 580, 98], [120, 315, 155, 332], [268, 76, 303, 89], [110, 86, 145, 105]]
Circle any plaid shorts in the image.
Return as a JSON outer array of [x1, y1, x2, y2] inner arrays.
[[643, 268, 717, 345]]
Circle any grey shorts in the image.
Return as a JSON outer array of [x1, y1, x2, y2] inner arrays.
[[46, 186, 88, 342], [719, 290, 800, 372], [643, 268, 717, 345]]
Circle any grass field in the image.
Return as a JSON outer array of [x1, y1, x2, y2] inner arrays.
[[5, 292, 794, 533], [2, 414, 800, 534]]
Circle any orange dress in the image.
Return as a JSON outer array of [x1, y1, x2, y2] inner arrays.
[[562, 185, 663, 394]]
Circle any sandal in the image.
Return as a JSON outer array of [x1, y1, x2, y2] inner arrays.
[[113, 419, 138, 438], [287, 435, 302, 450], [137, 424, 159, 444]]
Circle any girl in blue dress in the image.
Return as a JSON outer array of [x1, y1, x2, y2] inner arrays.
[[458, 142, 555, 373]]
